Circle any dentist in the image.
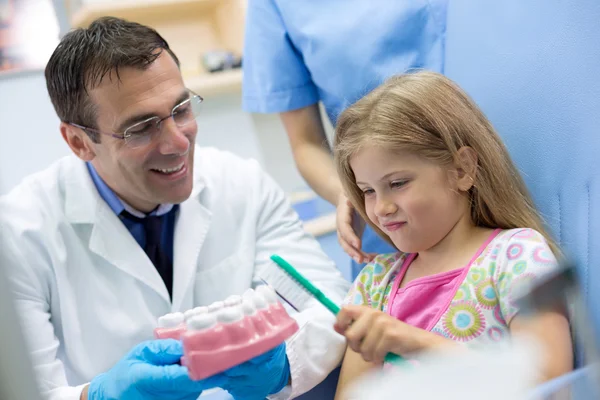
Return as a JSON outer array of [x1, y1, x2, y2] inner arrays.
[[0, 17, 349, 400]]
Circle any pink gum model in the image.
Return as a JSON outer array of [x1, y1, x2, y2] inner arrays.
[[154, 286, 299, 380]]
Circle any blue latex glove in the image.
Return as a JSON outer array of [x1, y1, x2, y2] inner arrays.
[[87, 339, 223, 400], [218, 342, 290, 400]]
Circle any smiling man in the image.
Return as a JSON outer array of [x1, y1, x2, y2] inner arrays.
[[0, 17, 349, 400]]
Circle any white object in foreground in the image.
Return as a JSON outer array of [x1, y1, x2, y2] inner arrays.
[[348, 337, 543, 400]]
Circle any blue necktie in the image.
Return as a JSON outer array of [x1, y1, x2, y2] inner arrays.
[[120, 210, 173, 300]]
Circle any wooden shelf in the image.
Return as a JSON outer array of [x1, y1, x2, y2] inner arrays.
[[71, 0, 219, 28], [68, 0, 246, 97], [184, 69, 242, 97], [69, 0, 247, 97]]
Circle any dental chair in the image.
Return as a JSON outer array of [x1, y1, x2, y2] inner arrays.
[[444, 0, 600, 395]]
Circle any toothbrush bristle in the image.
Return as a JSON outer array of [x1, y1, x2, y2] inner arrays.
[[259, 278, 299, 312], [259, 261, 316, 311]]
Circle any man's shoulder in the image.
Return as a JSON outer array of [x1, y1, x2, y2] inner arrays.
[[0, 155, 76, 229], [193, 146, 264, 184], [2, 155, 74, 198], [190, 146, 286, 213], [194, 146, 260, 167]]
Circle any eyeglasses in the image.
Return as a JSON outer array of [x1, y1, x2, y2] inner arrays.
[[69, 91, 204, 149]]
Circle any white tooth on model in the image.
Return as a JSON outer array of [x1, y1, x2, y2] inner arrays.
[[187, 314, 217, 331], [208, 301, 224, 312], [224, 295, 242, 307], [183, 309, 197, 321], [257, 285, 278, 304], [243, 288, 255, 299], [183, 306, 209, 321], [252, 292, 268, 309], [157, 312, 184, 328], [193, 306, 209, 314], [241, 298, 257, 315], [217, 306, 244, 323]]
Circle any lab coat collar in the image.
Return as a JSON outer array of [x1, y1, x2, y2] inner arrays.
[[64, 154, 207, 223], [64, 155, 211, 307], [64, 156, 103, 224]]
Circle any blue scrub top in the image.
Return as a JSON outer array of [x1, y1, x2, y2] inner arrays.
[[242, 0, 448, 125]]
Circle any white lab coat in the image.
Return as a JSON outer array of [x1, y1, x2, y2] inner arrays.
[[0, 147, 350, 400]]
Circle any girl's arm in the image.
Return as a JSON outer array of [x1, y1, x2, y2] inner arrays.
[[509, 308, 573, 382], [334, 346, 377, 400], [334, 257, 401, 399], [496, 229, 574, 382]]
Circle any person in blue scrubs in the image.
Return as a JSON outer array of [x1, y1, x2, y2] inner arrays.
[[242, 0, 448, 279]]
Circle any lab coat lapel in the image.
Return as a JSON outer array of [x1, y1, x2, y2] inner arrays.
[[171, 194, 212, 311], [65, 157, 171, 305], [88, 205, 171, 304]]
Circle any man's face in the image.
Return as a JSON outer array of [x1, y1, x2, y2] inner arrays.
[[87, 51, 197, 212]]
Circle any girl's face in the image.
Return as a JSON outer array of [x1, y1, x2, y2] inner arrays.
[[350, 145, 470, 253]]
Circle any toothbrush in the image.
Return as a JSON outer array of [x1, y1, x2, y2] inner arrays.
[[260, 254, 404, 365]]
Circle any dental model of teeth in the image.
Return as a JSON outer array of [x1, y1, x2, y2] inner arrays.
[[154, 285, 299, 380]]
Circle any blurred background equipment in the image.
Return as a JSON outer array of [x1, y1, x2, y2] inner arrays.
[[0, 0, 60, 74], [202, 50, 241, 73]]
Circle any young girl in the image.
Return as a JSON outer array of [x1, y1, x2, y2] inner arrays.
[[332, 71, 573, 398]]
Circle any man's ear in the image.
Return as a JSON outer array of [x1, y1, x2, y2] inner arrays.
[[60, 122, 96, 162], [454, 146, 478, 191]]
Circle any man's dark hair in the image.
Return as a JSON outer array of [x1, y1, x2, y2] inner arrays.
[[45, 17, 180, 142]]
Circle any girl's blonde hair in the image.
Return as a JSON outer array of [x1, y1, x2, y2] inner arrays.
[[334, 71, 560, 257]]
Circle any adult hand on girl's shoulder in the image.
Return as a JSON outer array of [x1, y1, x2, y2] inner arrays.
[[334, 305, 456, 364], [336, 194, 376, 264]]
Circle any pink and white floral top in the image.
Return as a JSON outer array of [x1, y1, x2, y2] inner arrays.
[[344, 228, 559, 346]]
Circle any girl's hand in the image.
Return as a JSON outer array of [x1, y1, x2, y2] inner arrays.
[[334, 305, 454, 364]]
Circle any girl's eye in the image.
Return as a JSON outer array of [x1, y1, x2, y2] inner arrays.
[[362, 188, 375, 196], [391, 180, 408, 189]]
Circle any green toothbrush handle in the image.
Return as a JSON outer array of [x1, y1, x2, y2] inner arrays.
[[315, 282, 404, 364], [315, 291, 341, 315], [383, 352, 403, 364]]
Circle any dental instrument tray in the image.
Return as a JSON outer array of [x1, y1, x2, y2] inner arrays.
[[154, 285, 299, 380]]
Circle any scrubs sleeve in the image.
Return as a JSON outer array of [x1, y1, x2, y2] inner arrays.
[[242, 0, 319, 113]]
